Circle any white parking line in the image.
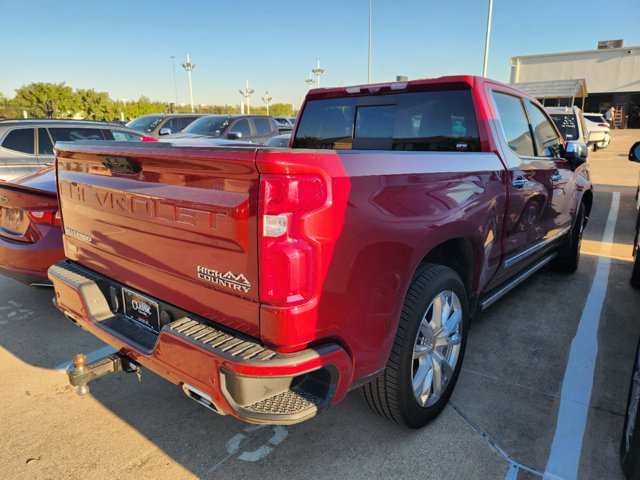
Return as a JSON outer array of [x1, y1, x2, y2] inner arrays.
[[544, 192, 620, 480], [54, 345, 117, 371]]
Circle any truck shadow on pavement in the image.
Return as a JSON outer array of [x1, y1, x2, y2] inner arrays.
[[84, 372, 508, 479], [0, 278, 108, 369], [0, 277, 508, 479]]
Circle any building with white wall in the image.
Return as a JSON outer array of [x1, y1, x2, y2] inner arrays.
[[510, 44, 640, 128]]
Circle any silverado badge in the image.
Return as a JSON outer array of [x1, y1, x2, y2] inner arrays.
[[196, 266, 252, 293]]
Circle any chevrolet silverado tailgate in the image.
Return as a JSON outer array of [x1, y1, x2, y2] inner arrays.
[[55, 141, 261, 337]]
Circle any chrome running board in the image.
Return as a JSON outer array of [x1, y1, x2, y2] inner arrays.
[[479, 252, 557, 311]]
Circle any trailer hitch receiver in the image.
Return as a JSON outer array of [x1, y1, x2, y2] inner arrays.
[[67, 352, 141, 395]]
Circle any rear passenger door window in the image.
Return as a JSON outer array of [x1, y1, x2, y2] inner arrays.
[[2, 128, 35, 155], [492, 92, 534, 157], [524, 102, 563, 158], [48, 128, 106, 142]]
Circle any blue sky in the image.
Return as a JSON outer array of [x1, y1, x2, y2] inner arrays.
[[1, 0, 639, 108]]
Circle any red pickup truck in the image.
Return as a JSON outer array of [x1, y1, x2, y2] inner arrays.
[[50, 76, 592, 428]]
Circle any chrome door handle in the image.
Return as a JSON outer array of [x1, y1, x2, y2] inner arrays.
[[512, 177, 528, 188]]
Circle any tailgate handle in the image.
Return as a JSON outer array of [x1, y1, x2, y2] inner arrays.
[[99, 155, 140, 175]]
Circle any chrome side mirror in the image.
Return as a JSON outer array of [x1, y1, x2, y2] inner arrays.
[[227, 132, 243, 140], [564, 141, 589, 165], [159, 127, 172, 136]]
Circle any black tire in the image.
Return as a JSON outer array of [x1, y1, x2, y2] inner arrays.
[[554, 202, 586, 273], [631, 258, 640, 289], [621, 339, 640, 479], [360, 263, 469, 428]]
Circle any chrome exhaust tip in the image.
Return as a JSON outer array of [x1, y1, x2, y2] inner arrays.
[[182, 384, 221, 414]]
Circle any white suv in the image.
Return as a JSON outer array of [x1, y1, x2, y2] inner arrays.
[[545, 106, 593, 147], [583, 113, 611, 149]]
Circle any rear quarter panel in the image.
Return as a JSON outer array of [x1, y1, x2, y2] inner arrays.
[[258, 148, 507, 380]]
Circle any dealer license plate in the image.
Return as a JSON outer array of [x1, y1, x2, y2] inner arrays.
[[122, 288, 160, 333]]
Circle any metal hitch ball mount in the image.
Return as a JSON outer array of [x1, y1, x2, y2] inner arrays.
[[67, 352, 141, 395]]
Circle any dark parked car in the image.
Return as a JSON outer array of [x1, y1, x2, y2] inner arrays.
[[0, 119, 152, 182], [126, 114, 206, 137], [160, 114, 279, 145], [629, 141, 640, 288], [621, 141, 640, 479]]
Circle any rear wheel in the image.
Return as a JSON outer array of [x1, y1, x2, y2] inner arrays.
[[554, 202, 585, 273], [360, 263, 468, 428]]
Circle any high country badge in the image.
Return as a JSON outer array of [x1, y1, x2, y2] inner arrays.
[[196, 266, 252, 293]]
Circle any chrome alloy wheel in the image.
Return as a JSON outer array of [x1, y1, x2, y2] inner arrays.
[[412, 290, 463, 407]]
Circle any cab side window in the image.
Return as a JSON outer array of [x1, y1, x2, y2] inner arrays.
[[524, 102, 563, 158], [492, 92, 534, 157]]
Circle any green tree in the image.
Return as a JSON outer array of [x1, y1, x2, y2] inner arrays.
[[269, 103, 296, 117], [77, 88, 117, 121], [14, 82, 80, 118], [121, 96, 169, 120]]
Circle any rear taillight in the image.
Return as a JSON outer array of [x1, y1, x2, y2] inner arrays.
[[141, 135, 158, 142], [259, 175, 327, 306], [27, 209, 61, 227]]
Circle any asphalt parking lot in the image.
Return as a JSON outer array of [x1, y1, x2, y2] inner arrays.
[[2, 130, 640, 480]]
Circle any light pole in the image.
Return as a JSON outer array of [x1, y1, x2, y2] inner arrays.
[[305, 73, 315, 90], [482, 0, 494, 78], [261, 91, 272, 115], [182, 53, 196, 112], [368, 0, 372, 83], [312, 60, 324, 87], [239, 80, 255, 114], [170, 56, 178, 108]]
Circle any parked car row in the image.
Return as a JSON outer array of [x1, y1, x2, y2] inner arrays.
[[160, 114, 280, 144], [0, 119, 158, 285], [0, 119, 154, 182], [0, 111, 296, 286], [126, 113, 206, 137], [126, 113, 292, 142]]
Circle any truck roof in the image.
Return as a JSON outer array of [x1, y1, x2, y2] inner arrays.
[[305, 75, 497, 100], [305, 75, 534, 101]]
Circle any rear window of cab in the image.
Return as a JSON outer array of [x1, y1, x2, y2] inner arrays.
[[293, 90, 480, 152]]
